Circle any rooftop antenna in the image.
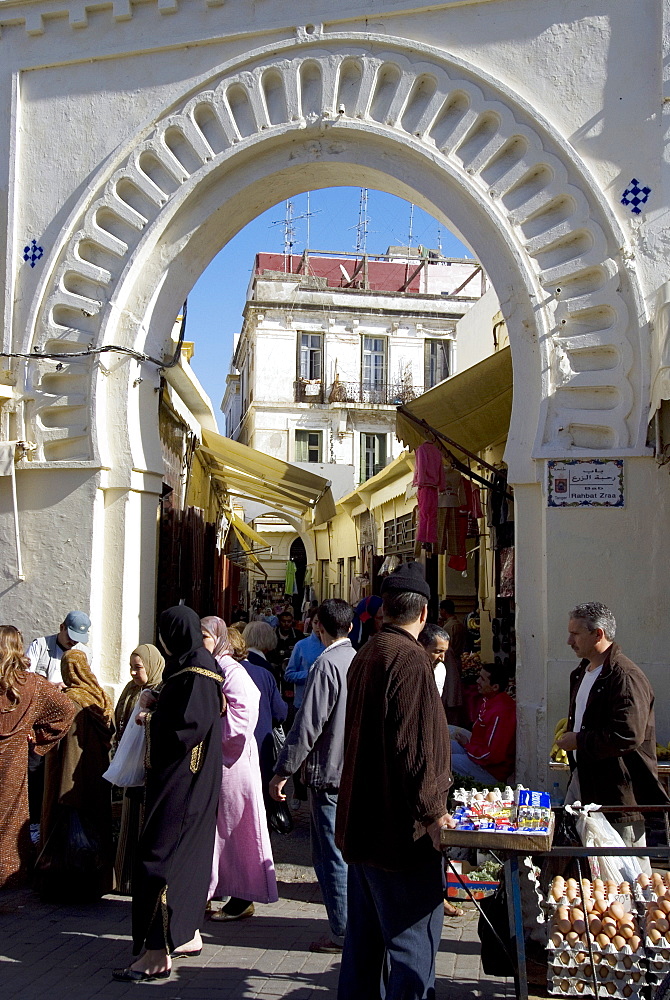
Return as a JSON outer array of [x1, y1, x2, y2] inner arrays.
[[407, 203, 415, 252], [270, 197, 320, 270], [355, 188, 369, 254]]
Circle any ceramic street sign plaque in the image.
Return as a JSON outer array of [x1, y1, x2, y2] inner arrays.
[[547, 459, 624, 508]]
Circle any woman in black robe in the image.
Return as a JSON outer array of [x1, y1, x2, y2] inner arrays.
[[113, 606, 223, 983]]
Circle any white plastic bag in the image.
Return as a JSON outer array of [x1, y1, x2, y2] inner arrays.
[[103, 708, 146, 787], [568, 803, 643, 884]]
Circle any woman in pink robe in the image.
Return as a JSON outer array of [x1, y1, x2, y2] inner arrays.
[[201, 617, 278, 920]]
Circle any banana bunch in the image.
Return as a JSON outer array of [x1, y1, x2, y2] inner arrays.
[[656, 742, 670, 761], [551, 717, 569, 764]]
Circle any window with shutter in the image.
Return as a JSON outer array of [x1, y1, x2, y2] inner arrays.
[[295, 429, 322, 462], [299, 333, 323, 380], [360, 433, 388, 482], [362, 337, 386, 390], [424, 339, 451, 389]]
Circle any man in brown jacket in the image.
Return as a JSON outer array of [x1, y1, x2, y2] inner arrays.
[[557, 602, 668, 861], [336, 562, 455, 1000]]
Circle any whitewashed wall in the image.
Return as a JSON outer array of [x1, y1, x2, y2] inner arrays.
[[0, 0, 668, 786]]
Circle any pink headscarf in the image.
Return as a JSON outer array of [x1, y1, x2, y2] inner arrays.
[[200, 616, 233, 659]]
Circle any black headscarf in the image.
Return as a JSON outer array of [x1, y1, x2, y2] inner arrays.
[[158, 606, 204, 677]]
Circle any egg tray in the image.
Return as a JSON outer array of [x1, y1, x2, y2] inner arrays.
[[548, 976, 645, 998], [548, 953, 643, 978], [546, 893, 635, 909]]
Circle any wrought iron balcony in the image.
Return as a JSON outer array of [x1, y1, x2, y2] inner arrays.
[[327, 380, 423, 405], [294, 379, 325, 403], [294, 378, 424, 405]]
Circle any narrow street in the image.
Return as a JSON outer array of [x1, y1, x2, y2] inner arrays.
[[0, 806, 517, 999]]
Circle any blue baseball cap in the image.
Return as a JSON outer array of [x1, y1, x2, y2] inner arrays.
[[64, 610, 91, 644]]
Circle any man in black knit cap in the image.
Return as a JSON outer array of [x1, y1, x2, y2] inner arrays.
[[336, 561, 454, 1000]]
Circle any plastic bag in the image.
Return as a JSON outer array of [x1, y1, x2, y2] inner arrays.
[[570, 804, 643, 884], [266, 724, 293, 835], [103, 708, 146, 787]]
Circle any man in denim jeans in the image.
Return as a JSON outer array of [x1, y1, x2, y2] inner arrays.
[[336, 562, 455, 1000], [269, 598, 355, 953]]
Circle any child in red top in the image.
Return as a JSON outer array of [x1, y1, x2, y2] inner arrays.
[[451, 663, 516, 783]]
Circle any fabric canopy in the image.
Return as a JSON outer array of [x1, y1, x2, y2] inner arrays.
[[396, 347, 513, 457], [199, 429, 336, 526]]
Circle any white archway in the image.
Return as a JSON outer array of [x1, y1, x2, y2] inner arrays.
[[22, 32, 645, 480], [12, 33, 653, 784]]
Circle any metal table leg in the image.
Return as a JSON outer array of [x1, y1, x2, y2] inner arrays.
[[505, 855, 528, 1000]]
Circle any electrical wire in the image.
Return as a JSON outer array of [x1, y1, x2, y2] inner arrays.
[[0, 301, 188, 370]]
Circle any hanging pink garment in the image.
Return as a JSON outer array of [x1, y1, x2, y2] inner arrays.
[[413, 442, 446, 490], [416, 484, 439, 544], [414, 442, 446, 544], [209, 654, 278, 904]]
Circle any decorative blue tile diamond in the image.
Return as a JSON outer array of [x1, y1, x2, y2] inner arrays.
[[621, 178, 651, 215], [23, 239, 44, 267]]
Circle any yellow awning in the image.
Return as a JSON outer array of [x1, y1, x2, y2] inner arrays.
[[199, 429, 336, 526], [338, 451, 415, 514], [230, 524, 268, 577], [226, 511, 270, 548], [396, 347, 513, 457]]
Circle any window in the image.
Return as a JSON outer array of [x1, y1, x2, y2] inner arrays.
[[424, 339, 451, 388], [295, 429, 322, 463], [362, 337, 386, 390], [299, 333, 322, 380], [361, 432, 387, 482], [383, 513, 416, 555]]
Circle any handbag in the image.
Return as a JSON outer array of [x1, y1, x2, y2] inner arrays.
[[266, 724, 294, 835], [103, 708, 146, 787]]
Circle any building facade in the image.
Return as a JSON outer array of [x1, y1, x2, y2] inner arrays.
[[1, 0, 670, 787], [224, 250, 484, 493]]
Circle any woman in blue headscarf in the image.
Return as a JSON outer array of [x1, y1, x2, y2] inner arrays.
[[350, 595, 384, 650]]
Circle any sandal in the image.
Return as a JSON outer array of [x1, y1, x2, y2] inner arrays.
[[210, 902, 255, 921], [443, 900, 464, 917]]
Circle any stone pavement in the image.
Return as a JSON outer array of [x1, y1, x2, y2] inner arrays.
[[0, 808, 519, 999]]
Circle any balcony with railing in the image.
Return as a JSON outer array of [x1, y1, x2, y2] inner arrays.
[[294, 378, 424, 405]]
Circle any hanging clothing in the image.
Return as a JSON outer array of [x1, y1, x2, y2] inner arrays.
[[439, 468, 465, 507], [413, 443, 446, 546], [285, 561, 297, 595], [412, 442, 446, 490], [38, 650, 115, 901], [416, 485, 440, 544], [132, 607, 223, 955], [0, 672, 75, 889], [209, 648, 278, 905]]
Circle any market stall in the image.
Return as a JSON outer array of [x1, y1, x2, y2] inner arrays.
[[440, 787, 670, 1000]]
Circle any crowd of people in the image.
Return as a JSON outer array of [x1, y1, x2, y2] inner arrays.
[[20, 573, 663, 998]]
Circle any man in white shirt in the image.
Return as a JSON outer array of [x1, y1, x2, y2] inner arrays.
[[26, 610, 92, 688], [557, 602, 667, 864], [25, 610, 92, 834]]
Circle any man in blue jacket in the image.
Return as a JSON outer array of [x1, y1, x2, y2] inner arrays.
[[284, 616, 325, 709]]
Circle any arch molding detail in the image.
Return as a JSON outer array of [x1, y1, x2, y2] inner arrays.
[[22, 34, 643, 463]]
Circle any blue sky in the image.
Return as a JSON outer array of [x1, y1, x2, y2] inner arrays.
[[186, 187, 471, 420]]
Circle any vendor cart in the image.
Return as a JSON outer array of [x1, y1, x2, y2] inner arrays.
[[441, 805, 670, 1000]]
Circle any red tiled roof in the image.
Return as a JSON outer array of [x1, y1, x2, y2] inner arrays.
[[254, 253, 422, 293]]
